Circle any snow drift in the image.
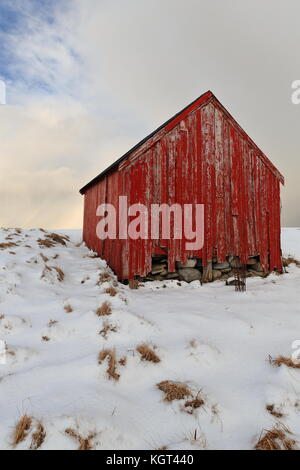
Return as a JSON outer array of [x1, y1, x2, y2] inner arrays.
[[0, 227, 299, 450]]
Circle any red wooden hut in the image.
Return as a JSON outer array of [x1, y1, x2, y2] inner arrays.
[[80, 91, 284, 281]]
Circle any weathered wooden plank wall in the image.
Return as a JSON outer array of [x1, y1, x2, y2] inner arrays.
[[82, 96, 283, 280]]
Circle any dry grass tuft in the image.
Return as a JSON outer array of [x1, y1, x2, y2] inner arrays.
[[184, 396, 205, 414], [97, 271, 113, 285], [0, 242, 18, 250], [47, 232, 69, 245], [52, 266, 64, 281], [270, 355, 300, 369], [99, 320, 117, 339], [137, 343, 160, 363], [119, 357, 127, 366], [41, 265, 65, 282], [12, 415, 32, 446], [42, 336, 50, 342], [129, 279, 139, 289], [38, 232, 69, 249], [157, 381, 192, 402], [189, 339, 198, 349], [48, 319, 58, 327], [98, 348, 120, 381], [283, 257, 300, 267], [64, 304, 73, 313], [266, 404, 284, 419], [105, 286, 118, 297], [40, 253, 49, 263], [255, 424, 297, 450], [96, 301, 112, 316], [65, 428, 96, 450], [37, 238, 56, 248], [30, 421, 46, 450]]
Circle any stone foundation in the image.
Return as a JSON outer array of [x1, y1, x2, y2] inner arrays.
[[137, 255, 268, 283]]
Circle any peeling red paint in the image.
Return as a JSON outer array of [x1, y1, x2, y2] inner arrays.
[[81, 93, 284, 280]]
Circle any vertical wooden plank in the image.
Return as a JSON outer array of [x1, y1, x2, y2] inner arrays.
[[121, 167, 130, 279], [201, 102, 215, 264], [176, 122, 185, 264], [248, 148, 256, 255], [238, 138, 248, 264], [260, 163, 269, 271], [186, 112, 198, 259], [215, 107, 226, 262], [160, 136, 168, 252], [253, 155, 260, 258], [195, 107, 203, 260], [230, 126, 240, 255], [268, 171, 276, 271], [223, 117, 233, 256], [167, 128, 176, 272], [275, 179, 282, 271]]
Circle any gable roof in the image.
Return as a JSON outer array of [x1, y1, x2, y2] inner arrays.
[[80, 90, 284, 194]]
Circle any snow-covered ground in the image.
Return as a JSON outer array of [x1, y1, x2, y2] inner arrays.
[[0, 227, 299, 450]]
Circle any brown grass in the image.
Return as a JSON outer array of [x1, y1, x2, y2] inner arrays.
[[189, 339, 198, 349], [0, 242, 18, 250], [41, 265, 50, 276], [12, 415, 32, 446], [64, 304, 73, 313], [65, 428, 96, 450], [157, 381, 192, 402], [136, 343, 160, 363], [270, 355, 300, 369], [129, 279, 139, 289], [42, 336, 50, 342], [40, 253, 49, 263], [99, 320, 117, 339], [98, 348, 120, 381], [38, 232, 69, 249], [283, 257, 300, 267], [105, 286, 118, 297], [41, 265, 65, 282], [184, 396, 205, 414], [96, 301, 112, 316], [48, 319, 58, 327], [266, 404, 284, 419], [119, 357, 127, 366], [97, 272, 113, 285], [38, 238, 56, 248], [255, 424, 297, 450], [52, 266, 64, 281], [30, 422, 46, 450]]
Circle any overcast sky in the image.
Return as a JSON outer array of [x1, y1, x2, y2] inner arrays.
[[0, 0, 299, 228]]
